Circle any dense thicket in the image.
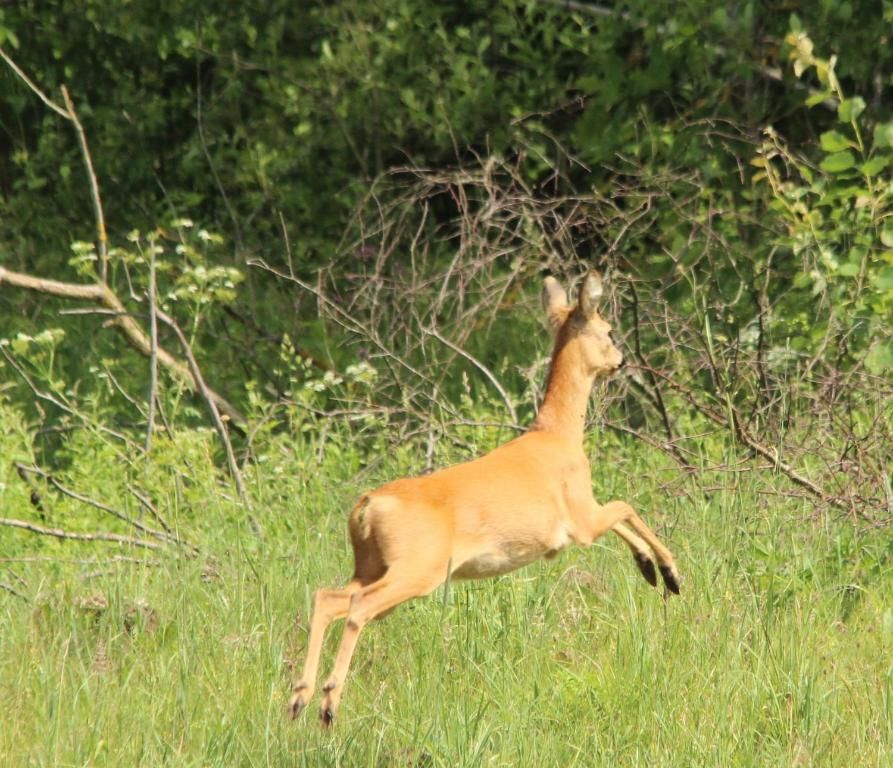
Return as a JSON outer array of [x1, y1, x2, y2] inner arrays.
[[1, 1, 891, 520]]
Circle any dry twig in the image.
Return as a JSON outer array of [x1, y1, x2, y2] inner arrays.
[[153, 308, 257, 531], [145, 241, 160, 453]]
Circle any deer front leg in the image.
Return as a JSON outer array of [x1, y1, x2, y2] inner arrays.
[[611, 522, 658, 587], [589, 500, 680, 594]]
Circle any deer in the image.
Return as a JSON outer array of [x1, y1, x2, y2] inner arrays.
[[288, 271, 680, 726]]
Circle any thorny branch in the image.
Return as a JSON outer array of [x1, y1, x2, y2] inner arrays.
[[264, 153, 890, 520]]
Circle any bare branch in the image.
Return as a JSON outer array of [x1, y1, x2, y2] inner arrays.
[[0, 264, 246, 429], [60, 86, 109, 281], [145, 241, 160, 453], [128, 486, 175, 538], [0, 46, 69, 118], [0, 266, 104, 301], [154, 308, 256, 528], [422, 326, 518, 426], [0, 50, 110, 278], [14, 463, 192, 548], [0, 580, 28, 600], [641, 364, 850, 511]]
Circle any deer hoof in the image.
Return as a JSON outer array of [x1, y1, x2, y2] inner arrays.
[[320, 704, 336, 728], [633, 553, 658, 587], [659, 565, 680, 595], [288, 692, 308, 719]]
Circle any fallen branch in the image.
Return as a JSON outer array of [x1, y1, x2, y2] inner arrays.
[[0, 554, 160, 567], [14, 463, 194, 550], [0, 517, 165, 550]]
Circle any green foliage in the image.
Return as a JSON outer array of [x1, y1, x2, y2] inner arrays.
[[752, 27, 893, 372], [1, 1, 891, 425]]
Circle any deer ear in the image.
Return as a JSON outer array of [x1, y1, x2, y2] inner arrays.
[[579, 271, 604, 315], [542, 276, 569, 327]]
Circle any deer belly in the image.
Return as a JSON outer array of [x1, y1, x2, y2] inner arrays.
[[452, 531, 570, 579]]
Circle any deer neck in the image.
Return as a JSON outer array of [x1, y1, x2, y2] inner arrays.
[[533, 341, 594, 442]]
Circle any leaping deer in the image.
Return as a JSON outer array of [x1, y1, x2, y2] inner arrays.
[[289, 271, 680, 726]]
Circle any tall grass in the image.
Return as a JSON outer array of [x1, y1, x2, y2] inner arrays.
[[1, 432, 891, 767]]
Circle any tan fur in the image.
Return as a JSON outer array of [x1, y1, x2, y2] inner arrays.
[[288, 271, 680, 726]]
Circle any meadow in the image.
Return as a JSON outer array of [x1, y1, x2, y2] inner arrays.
[[2, 424, 891, 767]]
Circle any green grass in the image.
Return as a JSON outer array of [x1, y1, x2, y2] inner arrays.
[[2, 438, 892, 767]]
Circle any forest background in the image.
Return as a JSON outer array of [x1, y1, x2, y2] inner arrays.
[[1, 2, 892, 766]]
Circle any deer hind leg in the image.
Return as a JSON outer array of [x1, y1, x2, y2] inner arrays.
[[318, 563, 446, 727], [611, 522, 658, 587], [592, 500, 680, 594], [288, 581, 362, 719], [290, 501, 392, 720]]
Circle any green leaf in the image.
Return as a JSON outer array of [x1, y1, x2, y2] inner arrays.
[[0, 26, 20, 49], [883, 607, 893, 640], [876, 267, 893, 291], [819, 151, 856, 173], [820, 130, 851, 152], [865, 340, 893, 374], [836, 262, 859, 277], [837, 97, 865, 123], [805, 90, 833, 107], [881, 226, 893, 248], [859, 155, 891, 176], [874, 122, 893, 149]]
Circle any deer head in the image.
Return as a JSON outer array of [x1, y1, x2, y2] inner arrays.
[[543, 271, 623, 379]]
